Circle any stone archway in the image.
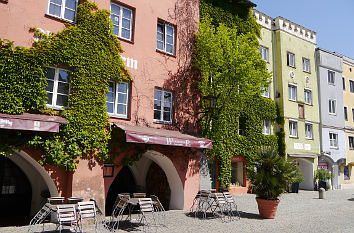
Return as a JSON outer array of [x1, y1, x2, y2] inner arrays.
[[142, 150, 184, 210], [295, 158, 314, 190]]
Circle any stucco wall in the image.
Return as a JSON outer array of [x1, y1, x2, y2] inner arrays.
[[321, 127, 346, 162], [316, 49, 344, 129]]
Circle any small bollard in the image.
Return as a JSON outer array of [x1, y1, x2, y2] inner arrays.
[[318, 188, 325, 199]]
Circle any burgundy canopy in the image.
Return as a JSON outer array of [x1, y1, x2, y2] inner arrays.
[[0, 113, 68, 133], [114, 124, 212, 149]]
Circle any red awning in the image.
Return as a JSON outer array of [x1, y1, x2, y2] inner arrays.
[[114, 124, 212, 149], [0, 113, 68, 133]]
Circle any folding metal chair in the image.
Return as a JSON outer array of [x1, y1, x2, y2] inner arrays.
[[150, 195, 166, 227], [132, 193, 146, 198], [27, 203, 52, 233], [77, 201, 97, 233], [56, 205, 78, 233], [67, 197, 84, 204], [109, 195, 129, 231], [47, 197, 65, 205], [211, 193, 229, 222], [138, 198, 156, 232], [223, 192, 240, 220]]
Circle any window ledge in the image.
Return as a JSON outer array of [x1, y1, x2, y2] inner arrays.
[[330, 146, 339, 150], [117, 36, 134, 45], [303, 70, 311, 74], [156, 49, 176, 58], [46, 105, 66, 111], [329, 113, 337, 116], [108, 114, 129, 120], [305, 103, 313, 106], [45, 14, 76, 25], [305, 137, 314, 140], [289, 135, 299, 139], [153, 120, 172, 125], [288, 65, 296, 69], [288, 99, 298, 103]]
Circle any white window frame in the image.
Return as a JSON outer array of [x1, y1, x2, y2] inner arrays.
[[329, 99, 336, 115], [156, 20, 176, 55], [288, 84, 297, 101], [289, 120, 298, 138], [263, 120, 271, 135], [106, 81, 129, 118], [261, 85, 270, 98], [260, 46, 269, 62], [302, 58, 311, 73], [328, 70, 335, 85], [350, 80, 354, 93], [304, 88, 312, 105], [287, 52, 295, 67], [349, 136, 354, 150], [45, 67, 70, 109], [110, 2, 133, 41], [305, 122, 313, 139], [153, 89, 173, 124], [47, 0, 78, 22], [329, 132, 338, 148]]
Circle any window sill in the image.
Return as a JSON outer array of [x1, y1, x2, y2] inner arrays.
[[117, 36, 134, 45], [288, 65, 296, 69], [288, 99, 298, 102], [305, 137, 314, 140], [304, 103, 313, 106], [289, 136, 299, 139], [303, 70, 311, 74], [46, 105, 66, 111], [156, 49, 176, 58], [329, 113, 337, 116], [328, 83, 335, 86], [45, 14, 76, 25], [108, 114, 129, 120], [153, 120, 172, 125], [329, 146, 339, 150]]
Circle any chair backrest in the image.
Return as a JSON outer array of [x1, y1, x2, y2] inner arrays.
[[57, 205, 77, 224], [77, 201, 96, 220], [67, 197, 84, 204], [199, 190, 211, 200], [223, 192, 234, 203], [138, 198, 154, 213], [214, 193, 227, 204], [150, 195, 164, 210], [117, 195, 130, 209], [133, 193, 146, 198], [48, 197, 65, 205], [90, 198, 103, 215]]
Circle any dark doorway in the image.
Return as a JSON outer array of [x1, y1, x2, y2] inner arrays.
[[146, 162, 171, 210], [105, 166, 136, 216], [0, 156, 32, 226]]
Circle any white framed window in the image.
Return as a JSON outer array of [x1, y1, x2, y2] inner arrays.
[[289, 120, 298, 138], [260, 46, 269, 62], [263, 120, 271, 135], [157, 20, 175, 55], [261, 85, 270, 98], [342, 77, 346, 90], [349, 136, 354, 150], [154, 89, 173, 123], [305, 123, 313, 139], [287, 52, 295, 67], [302, 58, 310, 73], [328, 70, 335, 84], [106, 81, 129, 118], [47, 0, 77, 22], [329, 99, 336, 114], [344, 107, 348, 121], [329, 132, 338, 148], [304, 88, 312, 105], [45, 67, 70, 108], [350, 80, 354, 93], [110, 2, 133, 41], [288, 84, 297, 101]]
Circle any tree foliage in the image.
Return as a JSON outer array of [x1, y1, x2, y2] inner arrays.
[[194, 1, 278, 187]]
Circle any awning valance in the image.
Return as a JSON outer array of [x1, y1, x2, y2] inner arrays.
[[288, 153, 317, 159], [0, 113, 68, 133], [114, 124, 212, 149]]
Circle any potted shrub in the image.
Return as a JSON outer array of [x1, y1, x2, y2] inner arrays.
[[314, 169, 333, 191], [290, 166, 304, 193], [248, 148, 299, 219]]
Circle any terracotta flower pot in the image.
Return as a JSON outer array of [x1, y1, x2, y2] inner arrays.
[[256, 197, 280, 219]]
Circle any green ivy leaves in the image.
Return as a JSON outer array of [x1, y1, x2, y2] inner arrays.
[[0, 0, 130, 170]]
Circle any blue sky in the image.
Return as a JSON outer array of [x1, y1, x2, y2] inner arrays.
[[252, 0, 354, 59]]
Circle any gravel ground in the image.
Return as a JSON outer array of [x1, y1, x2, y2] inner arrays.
[[2, 188, 354, 233]]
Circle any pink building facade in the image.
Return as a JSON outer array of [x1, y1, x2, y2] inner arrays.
[[0, 0, 209, 221]]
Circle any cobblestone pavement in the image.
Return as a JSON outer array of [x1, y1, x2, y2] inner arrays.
[[2, 188, 354, 233]]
